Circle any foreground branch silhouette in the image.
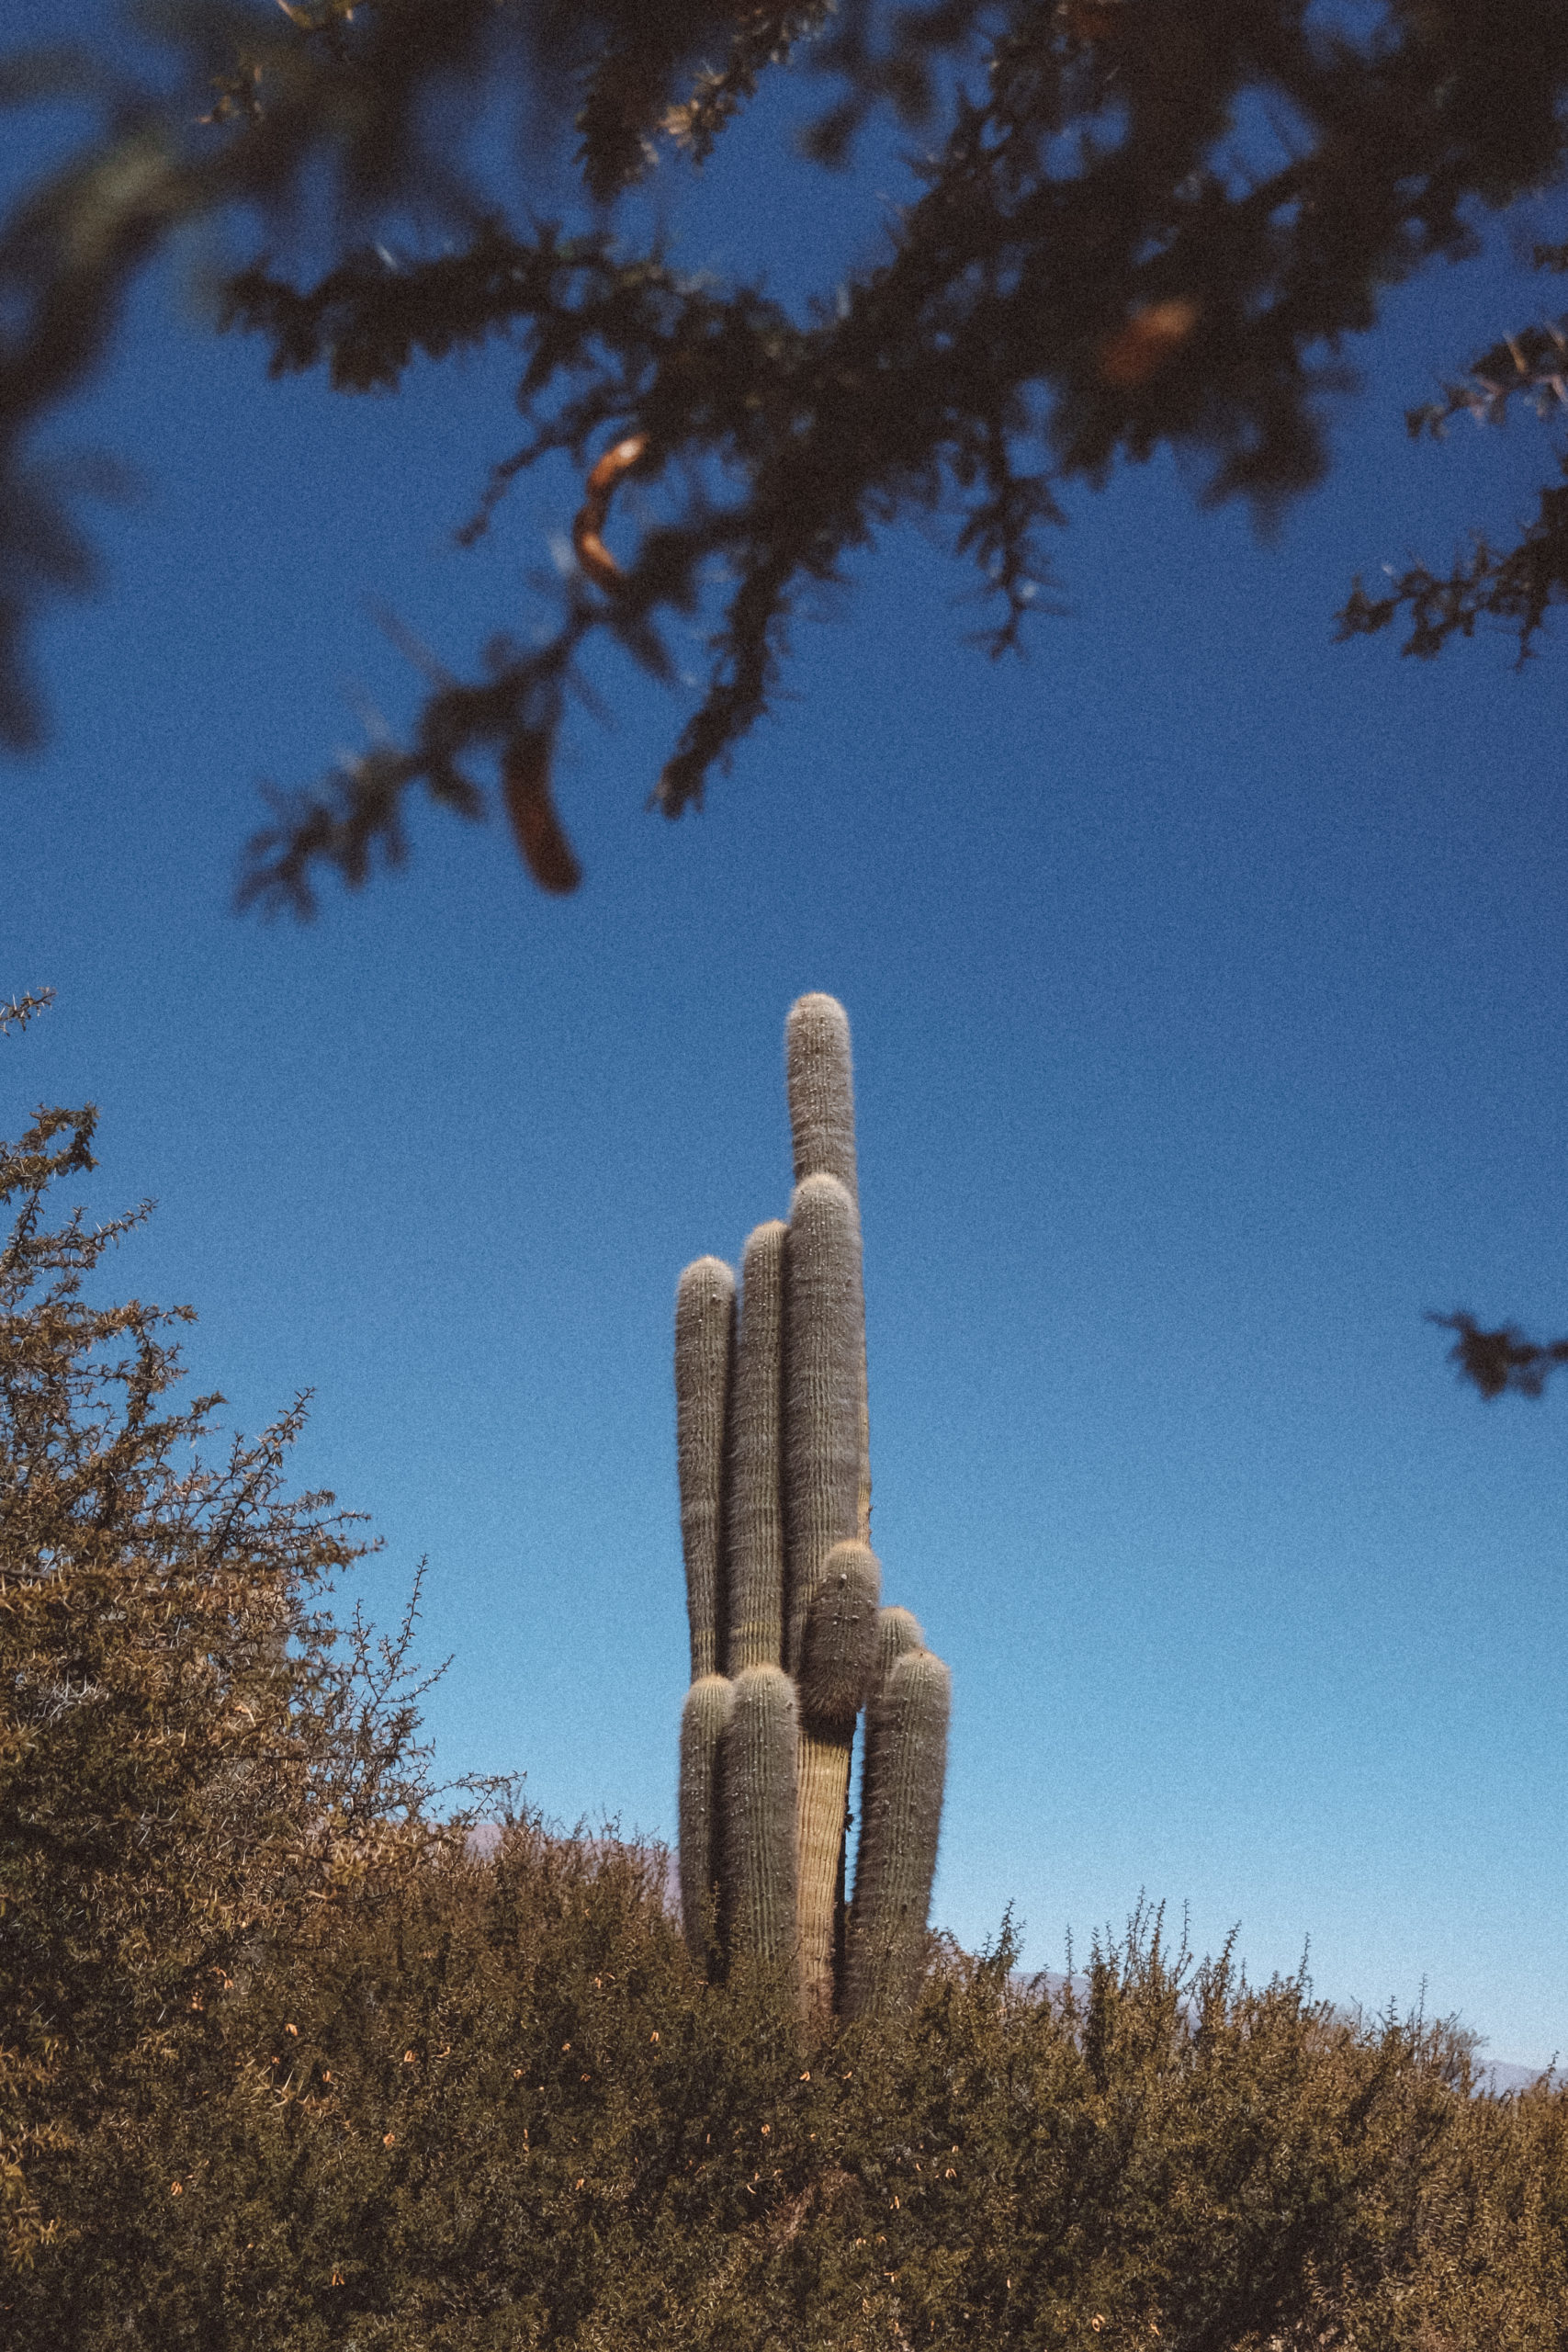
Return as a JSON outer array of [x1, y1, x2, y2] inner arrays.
[[3, 3, 1567, 906]]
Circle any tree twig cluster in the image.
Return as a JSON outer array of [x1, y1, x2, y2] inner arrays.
[[3, 3, 1568, 905]]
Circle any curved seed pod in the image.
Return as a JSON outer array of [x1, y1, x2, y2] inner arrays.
[[726, 1221, 787, 1673], [795, 1726, 854, 2025], [572, 431, 648, 591], [502, 730, 581, 894], [675, 1257, 735, 1680], [843, 1647, 951, 2020], [784, 1173, 863, 1670], [797, 1540, 881, 1729], [786, 993, 858, 1204], [678, 1672, 736, 1961], [722, 1664, 798, 1967]]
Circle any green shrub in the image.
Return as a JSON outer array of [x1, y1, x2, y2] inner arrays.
[[0, 989, 459, 2303]]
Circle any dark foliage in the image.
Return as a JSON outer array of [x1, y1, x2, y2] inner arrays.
[[1337, 238, 1568, 664], [1429, 1309, 1568, 1403], [3, 4, 1568, 906]]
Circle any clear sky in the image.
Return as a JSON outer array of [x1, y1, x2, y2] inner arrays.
[[6, 10, 1567, 2069]]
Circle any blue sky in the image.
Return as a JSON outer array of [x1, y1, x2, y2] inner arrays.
[[6, 9, 1567, 2067]]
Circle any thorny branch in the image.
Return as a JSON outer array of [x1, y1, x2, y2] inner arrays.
[[2, 3, 1568, 901]]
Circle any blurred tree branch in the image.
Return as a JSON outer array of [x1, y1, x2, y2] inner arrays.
[[2, 2, 1567, 907], [1337, 239, 1568, 665], [1429, 1311, 1568, 1404]]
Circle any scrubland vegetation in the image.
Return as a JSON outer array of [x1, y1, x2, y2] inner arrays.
[[5, 999, 1566, 2348]]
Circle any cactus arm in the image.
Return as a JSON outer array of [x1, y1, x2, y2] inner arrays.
[[786, 990, 870, 1542], [783, 1174, 863, 1672], [843, 1644, 951, 2020], [722, 1664, 798, 1967], [675, 1256, 735, 1681], [784, 1170, 868, 2024], [796, 1540, 881, 1728], [678, 1671, 737, 1962], [793, 1537, 882, 2022], [836, 1602, 923, 2018], [725, 1221, 788, 1674], [869, 1603, 924, 1685], [786, 992, 859, 1204]]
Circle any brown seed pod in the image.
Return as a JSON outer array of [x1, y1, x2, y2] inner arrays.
[[572, 433, 649, 591], [1099, 298, 1200, 389], [1061, 0, 1126, 41], [502, 730, 582, 894]]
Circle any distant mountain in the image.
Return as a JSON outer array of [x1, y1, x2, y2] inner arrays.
[[1475, 2057, 1558, 2098]]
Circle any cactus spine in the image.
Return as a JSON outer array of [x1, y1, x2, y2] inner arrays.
[[672, 996, 950, 2023], [843, 1645, 952, 2019], [678, 1671, 735, 1960], [674, 1257, 734, 1682], [722, 1665, 797, 1965], [725, 1221, 787, 1674]]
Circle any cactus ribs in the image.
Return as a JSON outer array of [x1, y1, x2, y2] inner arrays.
[[674, 995, 950, 2026]]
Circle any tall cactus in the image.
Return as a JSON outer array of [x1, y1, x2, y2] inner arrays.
[[672, 995, 950, 2024]]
